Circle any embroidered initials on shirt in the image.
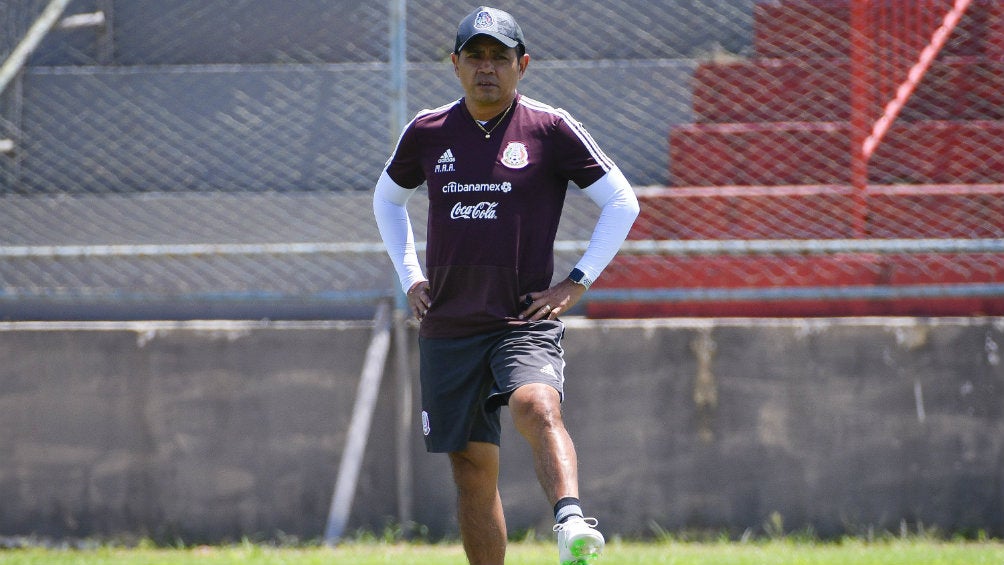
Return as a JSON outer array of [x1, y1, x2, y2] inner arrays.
[[436, 149, 456, 173]]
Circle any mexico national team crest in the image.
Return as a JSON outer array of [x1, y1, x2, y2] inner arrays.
[[474, 10, 494, 30], [501, 142, 529, 169]]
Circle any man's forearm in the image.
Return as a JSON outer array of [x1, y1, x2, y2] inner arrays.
[[373, 171, 427, 293], [575, 166, 641, 284]]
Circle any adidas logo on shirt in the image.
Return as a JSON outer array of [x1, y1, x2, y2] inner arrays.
[[435, 149, 456, 173]]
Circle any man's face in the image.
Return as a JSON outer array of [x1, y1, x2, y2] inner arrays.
[[452, 35, 527, 112]]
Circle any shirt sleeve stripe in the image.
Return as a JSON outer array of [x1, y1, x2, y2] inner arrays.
[[517, 96, 616, 172], [384, 100, 462, 170]]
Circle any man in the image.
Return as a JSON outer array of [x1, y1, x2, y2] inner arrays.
[[373, 6, 639, 565]]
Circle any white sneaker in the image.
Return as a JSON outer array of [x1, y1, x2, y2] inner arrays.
[[553, 516, 605, 565]]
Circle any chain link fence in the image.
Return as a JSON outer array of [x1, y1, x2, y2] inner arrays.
[[1, 0, 1002, 319]]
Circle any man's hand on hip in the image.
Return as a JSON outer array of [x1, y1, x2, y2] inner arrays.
[[519, 278, 587, 321]]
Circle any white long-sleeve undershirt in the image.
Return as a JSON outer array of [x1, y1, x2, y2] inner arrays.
[[372, 171, 427, 294], [576, 166, 640, 284]]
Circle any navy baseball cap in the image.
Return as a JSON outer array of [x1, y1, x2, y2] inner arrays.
[[454, 6, 525, 54]]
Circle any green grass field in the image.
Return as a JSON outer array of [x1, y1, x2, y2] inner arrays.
[[2, 539, 1004, 565]]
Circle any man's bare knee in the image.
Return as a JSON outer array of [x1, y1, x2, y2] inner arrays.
[[509, 383, 564, 436], [449, 442, 500, 489]]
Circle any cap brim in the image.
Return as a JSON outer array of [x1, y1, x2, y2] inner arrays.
[[457, 32, 520, 52]]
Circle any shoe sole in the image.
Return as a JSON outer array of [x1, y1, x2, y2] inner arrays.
[[567, 537, 603, 564]]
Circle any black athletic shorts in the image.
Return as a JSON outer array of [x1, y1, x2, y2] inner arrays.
[[417, 320, 566, 453]]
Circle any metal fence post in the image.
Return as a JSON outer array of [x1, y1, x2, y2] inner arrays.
[[388, 0, 414, 537]]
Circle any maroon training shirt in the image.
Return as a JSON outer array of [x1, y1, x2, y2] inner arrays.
[[385, 93, 615, 338]]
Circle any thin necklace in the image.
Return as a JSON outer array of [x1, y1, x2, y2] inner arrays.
[[473, 100, 514, 140]]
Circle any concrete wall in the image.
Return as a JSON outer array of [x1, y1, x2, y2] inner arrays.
[[1, 317, 1002, 542]]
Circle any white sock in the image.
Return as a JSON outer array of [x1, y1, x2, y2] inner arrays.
[[555, 503, 583, 524]]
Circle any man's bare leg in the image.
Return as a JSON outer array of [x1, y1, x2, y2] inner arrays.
[[508, 383, 578, 505], [449, 441, 506, 565], [510, 383, 605, 564]]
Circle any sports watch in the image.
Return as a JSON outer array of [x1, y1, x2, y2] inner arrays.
[[568, 268, 593, 289]]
